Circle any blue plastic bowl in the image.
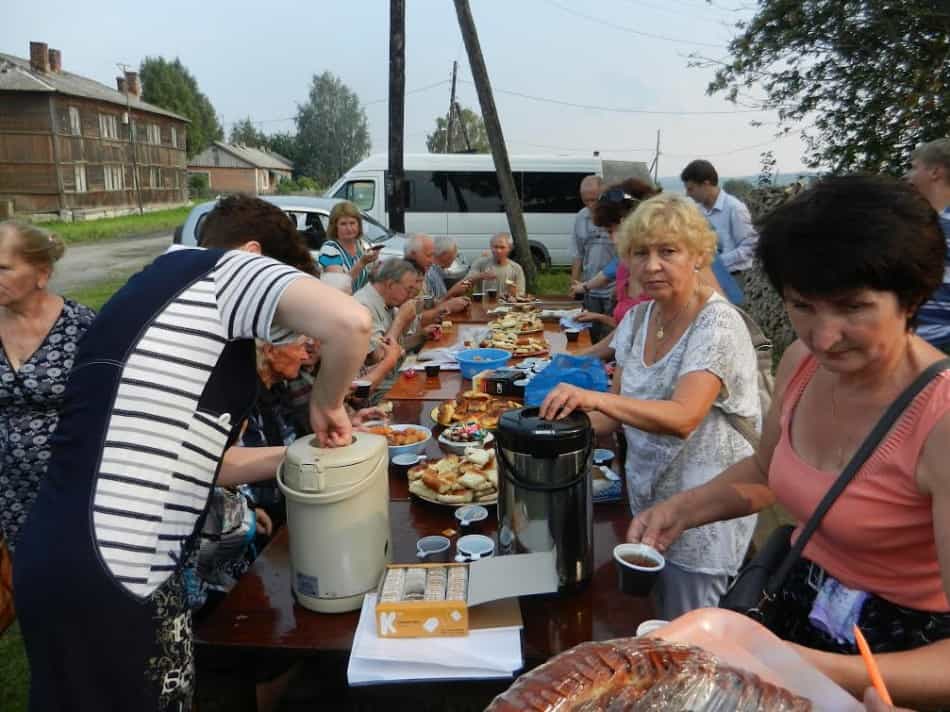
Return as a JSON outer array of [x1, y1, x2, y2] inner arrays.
[[455, 348, 511, 380]]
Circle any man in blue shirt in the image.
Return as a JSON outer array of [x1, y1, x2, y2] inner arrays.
[[907, 138, 950, 350], [681, 159, 759, 283]]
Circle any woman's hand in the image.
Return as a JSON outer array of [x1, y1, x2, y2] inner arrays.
[[360, 249, 380, 267], [310, 403, 353, 448], [570, 280, 586, 298], [539, 383, 602, 420], [575, 311, 613, 327], [626, 497, 689, 552], [254, 508, 274, 536]]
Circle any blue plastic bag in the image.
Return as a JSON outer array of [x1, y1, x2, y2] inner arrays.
[[524, 354, 609, 407]]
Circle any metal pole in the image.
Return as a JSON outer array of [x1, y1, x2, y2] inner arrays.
[[118, 63, 144, 215], [653, 129, 660, 185], [388, 0, 407, 232]]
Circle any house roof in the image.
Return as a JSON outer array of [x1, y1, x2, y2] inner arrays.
[[189, 141, 294, 170], [0, 52, 189, 122]]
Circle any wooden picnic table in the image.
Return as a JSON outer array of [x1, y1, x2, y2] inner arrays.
[[193, 297, 644, 709]]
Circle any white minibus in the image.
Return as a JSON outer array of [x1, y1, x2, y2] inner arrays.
[[325, 153, 651, 269]]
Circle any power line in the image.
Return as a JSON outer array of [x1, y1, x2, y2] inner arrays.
[[663, 130, 802, 158], [456, 78, 766, 115], [541, 0, 728, 48]]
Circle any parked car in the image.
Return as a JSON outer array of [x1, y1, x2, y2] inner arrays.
[[174, 195, 468, 283]]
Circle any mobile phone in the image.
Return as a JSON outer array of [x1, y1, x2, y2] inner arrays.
[[370, 244, 385, 251]]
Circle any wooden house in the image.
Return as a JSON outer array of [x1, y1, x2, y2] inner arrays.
[[0, 41, 189, 220], [188, 141, 293, 196]]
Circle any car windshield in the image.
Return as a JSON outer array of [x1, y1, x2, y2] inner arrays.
[[361, 213, 392, 243]]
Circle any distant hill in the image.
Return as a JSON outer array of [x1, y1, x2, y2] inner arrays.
[[657, 172, 817, 193]]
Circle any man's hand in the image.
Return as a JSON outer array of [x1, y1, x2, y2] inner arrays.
[[447, 278, 473, 297], [311, 403, 353, 448], [442, 296, 469, 314], [254, 508, 274, 536], [380, 336, 404, 364], [570, 280, 587, 298]]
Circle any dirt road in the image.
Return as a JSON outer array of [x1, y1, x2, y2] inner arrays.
[[50, 233, 172, 294]]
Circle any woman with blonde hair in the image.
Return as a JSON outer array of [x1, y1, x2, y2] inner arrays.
[[540, 194, 761, 619], [318, 200, 379, 291], [0, 221, 95, 552]]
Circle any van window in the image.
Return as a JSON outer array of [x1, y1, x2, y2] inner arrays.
[[446, 172, 523, 213], [333, 180, 375, 211], [405, 171, 449, 212], [522, 172, 589, 213]]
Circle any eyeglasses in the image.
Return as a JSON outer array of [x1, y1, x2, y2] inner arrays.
[[598, 189, 637, 204]]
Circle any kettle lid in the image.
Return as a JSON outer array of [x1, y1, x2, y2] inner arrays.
[[496, 407, 591, 456], [284, 431, 386, 471]]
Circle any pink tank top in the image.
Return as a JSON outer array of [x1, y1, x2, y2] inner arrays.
[[613, 261, 648, 324], [770, 355, 950, 612]]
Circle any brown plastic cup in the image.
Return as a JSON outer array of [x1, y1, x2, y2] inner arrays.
[[352, 379, 372, 399], [425, 363, 441, 378], [614, 543, 665, 596], [565, 329, 580, 343], [472, 292, 484, 303]]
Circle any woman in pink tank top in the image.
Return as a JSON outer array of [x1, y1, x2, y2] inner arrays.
[[625, 176, 950, 710]]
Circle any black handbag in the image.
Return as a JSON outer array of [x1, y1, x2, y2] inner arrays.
[[719, 357, 950, 624]]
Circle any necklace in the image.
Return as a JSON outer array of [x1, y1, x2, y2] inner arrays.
[[655, 291, 695, 341]]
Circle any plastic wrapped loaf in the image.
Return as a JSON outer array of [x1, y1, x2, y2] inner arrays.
[[486, 638, 812, 711]]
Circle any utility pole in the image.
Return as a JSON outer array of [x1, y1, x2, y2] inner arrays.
[[118, 62, 144, 215], [444, 60, 458, 153], [388, 0, 407, 233], [653, 129, 661, 185], [453, 0, 536, 286]]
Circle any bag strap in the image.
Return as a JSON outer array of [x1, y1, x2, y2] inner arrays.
[[761, 357, 950, 601]]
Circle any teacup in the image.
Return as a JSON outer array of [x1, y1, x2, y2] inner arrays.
[[613, 543, 664, 596]]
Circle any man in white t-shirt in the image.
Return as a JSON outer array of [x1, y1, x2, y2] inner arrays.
[[467, 233, 526, 295]]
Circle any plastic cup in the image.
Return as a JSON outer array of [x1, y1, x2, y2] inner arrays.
[[472, 292, 484, 303], [486, 288, 498, 301], [565, 329, 580, 343], [425, 363, 441, 378], [614, 543, 665, 596], [352, 379, 372, 399]]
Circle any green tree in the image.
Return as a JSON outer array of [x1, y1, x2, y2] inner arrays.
[[704, 1, 950, 174], [266, 131, 300, 167], [426, 104, 490, 153], [229, 117, 268, 148], [294, 72, 371, 186], [722, 178, 754, 201], [139, 57, 223, 157]]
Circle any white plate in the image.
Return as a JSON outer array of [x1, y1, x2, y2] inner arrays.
[[437, 430, 494, 455]]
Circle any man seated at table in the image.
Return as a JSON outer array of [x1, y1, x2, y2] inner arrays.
[[428, 235, 474, 301], [353, 258, 437, 398], [405, 233, 469, 315], [467, 232, 527, 296]]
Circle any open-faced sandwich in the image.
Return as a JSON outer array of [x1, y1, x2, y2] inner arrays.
[[408, 446, 498, 505], [434, 390, 521, 429]]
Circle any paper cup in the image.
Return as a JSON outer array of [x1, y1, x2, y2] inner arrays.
[[614, 543, 664, 596], [565, 329, 580, 343]]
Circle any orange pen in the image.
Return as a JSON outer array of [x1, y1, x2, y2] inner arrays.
[[853, 624, 893, 706]]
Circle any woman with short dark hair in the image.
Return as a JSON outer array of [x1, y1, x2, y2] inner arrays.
[[628, 175, 950, 709]]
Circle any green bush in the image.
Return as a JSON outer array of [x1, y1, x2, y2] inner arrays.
[[295, 176, 321, 192], [188, 173, 211, 200], [276, 177, 299, 194]]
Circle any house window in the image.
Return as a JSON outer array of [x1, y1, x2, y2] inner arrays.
[[104, 165, 124, 191], [73, 164, 87, 193], [98, 114, 119, 140], [149, 167, 160, 188], [147, 124, 161, 145], [68, 106, 81, 135], [170, 126, 177, 148]]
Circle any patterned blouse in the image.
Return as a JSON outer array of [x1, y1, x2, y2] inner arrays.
[[0, 298, 96, 551]]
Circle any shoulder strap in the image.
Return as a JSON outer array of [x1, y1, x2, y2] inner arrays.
[[763, 357, 950, 599]]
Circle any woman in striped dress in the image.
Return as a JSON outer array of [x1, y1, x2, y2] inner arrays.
[[13, 196, 371, 712], [318, 200, 379, 291]]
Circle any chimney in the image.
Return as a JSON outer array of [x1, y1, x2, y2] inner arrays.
[[48, 48, 62, 73], [116, 76, 127, 93], [29, 42, 50, 73], [124, 70, 141, 97]]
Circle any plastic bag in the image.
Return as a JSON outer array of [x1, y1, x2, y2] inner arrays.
[[524, 354, 609, 407]]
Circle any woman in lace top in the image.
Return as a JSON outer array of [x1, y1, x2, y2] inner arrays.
[[539, 194, 761, 620]]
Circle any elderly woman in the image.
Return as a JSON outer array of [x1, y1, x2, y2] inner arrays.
[[540, 193, 761, 620], [0, 221, 95, 553], [628, 176, 950, 709], [13, 196, 371, 711], [318, 200, 379, 291]]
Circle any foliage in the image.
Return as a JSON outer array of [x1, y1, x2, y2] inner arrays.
[[228, 117, 268, 148], [139, 57, 223, 157], [757, 150, 777, 188], [42, 205, 193, 245], [294, 71, 371, 186], [64, 277, 130, 312], [426, 104, 490, 153], [295, 176, 321, 192], [704, 1, 950, 174], [534, 268, 570, 295], [266, 131, 300, 168], [0, 623, 29, 712], [722, 178, 754, 201], [275, 176, 321, 195], [188, 173, 211, 200]]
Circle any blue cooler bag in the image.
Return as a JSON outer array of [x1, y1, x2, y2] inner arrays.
[[524, 354, 609, 407]]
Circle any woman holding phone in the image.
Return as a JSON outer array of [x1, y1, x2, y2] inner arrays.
[[318, 201, 379, 291]]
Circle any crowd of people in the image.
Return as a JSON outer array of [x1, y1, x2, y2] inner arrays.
[[2, 137, 950, 710]]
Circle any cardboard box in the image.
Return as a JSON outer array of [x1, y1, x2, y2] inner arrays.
[[374, 551, 558, 638]]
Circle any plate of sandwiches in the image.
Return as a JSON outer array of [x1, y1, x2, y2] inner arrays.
[[478, 331, 549, 358], [431, 390, 522, 429], [488, 313, 544, 334], [407, 447, 498, 506], [499, 293, 540, 305]]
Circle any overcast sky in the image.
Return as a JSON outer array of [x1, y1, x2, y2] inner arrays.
[[4, 0, 812, 179]]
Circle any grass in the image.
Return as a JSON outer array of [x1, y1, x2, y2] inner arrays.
[[534, 267, 571, 295], [40, 205, 192, 245], [0, 623, 29, 712], [63, 277, 129, 312]]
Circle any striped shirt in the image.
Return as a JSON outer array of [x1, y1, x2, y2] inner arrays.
[[88, 250, 304, 598], [318, 239, 369, 291], [917, 210, 950, 346]]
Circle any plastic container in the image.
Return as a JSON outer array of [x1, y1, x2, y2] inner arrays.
[[455, 348, 511, 380]]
